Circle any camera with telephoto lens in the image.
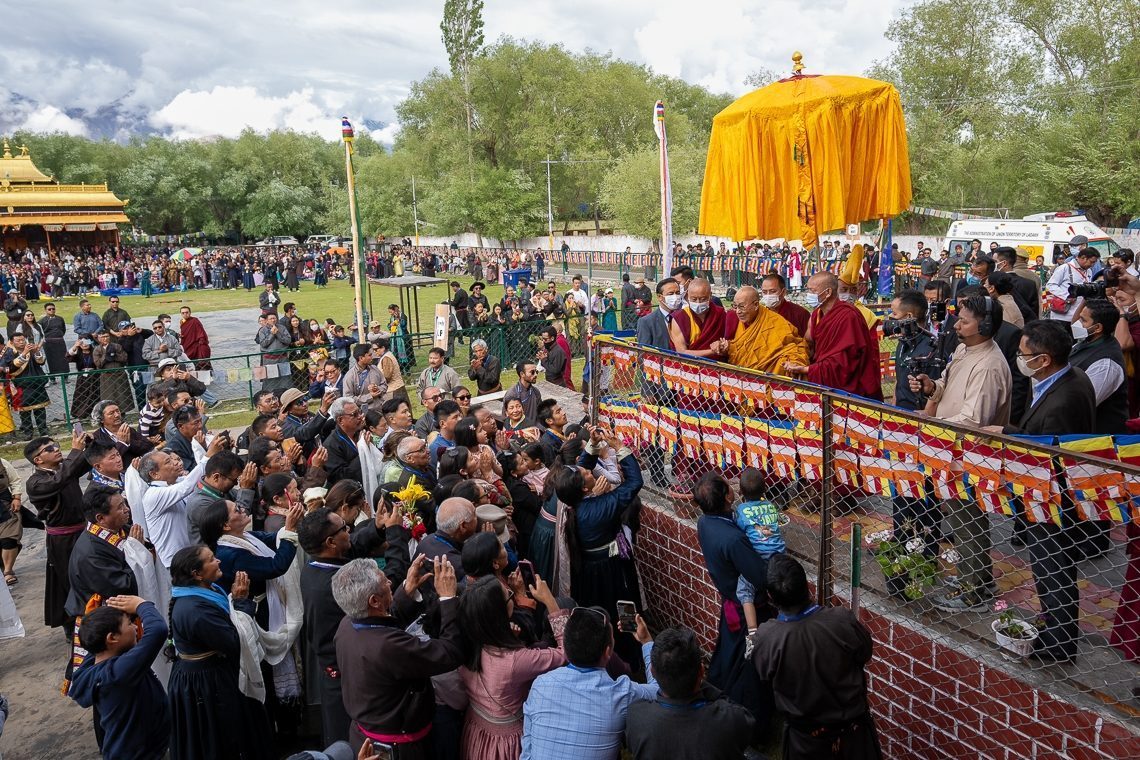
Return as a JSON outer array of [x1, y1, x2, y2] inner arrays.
[[1069, 281, 1108, 299]]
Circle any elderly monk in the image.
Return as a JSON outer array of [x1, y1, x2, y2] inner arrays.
[[722, 286, 808, 375], [669, 278, 729, 360], [837, 244, 880, 331], [786, 272, 883, 400]]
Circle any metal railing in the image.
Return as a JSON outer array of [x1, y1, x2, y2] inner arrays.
[[589, 333, 1140, 728]]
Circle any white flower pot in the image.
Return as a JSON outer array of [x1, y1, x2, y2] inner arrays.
[[991, 618, 1039, 658]]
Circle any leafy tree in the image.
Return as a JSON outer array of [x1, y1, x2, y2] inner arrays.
[[599, 143, 705, 243], [440, 0, 485, 166]]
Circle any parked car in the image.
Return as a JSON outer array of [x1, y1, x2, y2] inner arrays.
[[255, 236, 301, 246], [305, 234, 345, 247]]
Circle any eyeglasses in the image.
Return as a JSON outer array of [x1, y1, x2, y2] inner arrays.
[[455, 394, 471, 401], [36, 443, 61, 457]]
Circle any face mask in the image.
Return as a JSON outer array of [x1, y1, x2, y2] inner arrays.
[[760, 294, 781, 309], [804, 292, 820, 308], [162, 320, 171, 329], [838, 293, 856, 303], [663, 294, 683, 310], [686, 300, 709, 315], [1016, 355, 1041, 377], [1070, 245, 1081, 257], [965, 274, 981, 286], [1071, 322, 1089, 341], [310, 323, 319, 332]]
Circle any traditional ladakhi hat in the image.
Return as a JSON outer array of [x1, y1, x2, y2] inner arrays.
[[838, 243, 866, 285]]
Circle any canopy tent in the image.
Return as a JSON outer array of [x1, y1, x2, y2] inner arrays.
[[699, 53, 912, 251]]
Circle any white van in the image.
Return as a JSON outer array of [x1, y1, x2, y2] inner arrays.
[[944, 213, 1119, 265]]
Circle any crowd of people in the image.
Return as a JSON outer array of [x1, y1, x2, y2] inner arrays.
[[9, 231, 1140, 759]]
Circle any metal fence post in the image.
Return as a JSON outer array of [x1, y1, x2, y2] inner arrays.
[[245, 354, 255, 407], [818, 393, 835, 607], [60, 373, 71, 429]]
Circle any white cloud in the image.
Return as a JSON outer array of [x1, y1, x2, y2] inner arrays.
[[16, 105, 88, 136], [1, 0, 911, 140]]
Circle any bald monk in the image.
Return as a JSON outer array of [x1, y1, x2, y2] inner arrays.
[[721, 286, 809, 375], [669, 278, 729, 359], [786, 273, 883, 400]]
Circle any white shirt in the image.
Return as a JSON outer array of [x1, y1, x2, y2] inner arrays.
[[143, 460, 208, 567], [1083, 357, 1126, 405]]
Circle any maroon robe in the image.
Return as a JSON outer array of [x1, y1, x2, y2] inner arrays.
[[773, 299, 810, 338], [670, 304, 730, 359], [806, 300, 883, 400], [179, 316, 212, 369]]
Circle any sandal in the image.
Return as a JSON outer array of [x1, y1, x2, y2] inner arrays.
[[4, 573, 16, 586]]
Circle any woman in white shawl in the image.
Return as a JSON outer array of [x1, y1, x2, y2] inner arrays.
[[198, 498, 303, 713], [359, 408, 389, 500]]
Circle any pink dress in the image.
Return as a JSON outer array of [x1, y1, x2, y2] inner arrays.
[[459, 610, 568, 760], [1110, 522, 1140, 660]]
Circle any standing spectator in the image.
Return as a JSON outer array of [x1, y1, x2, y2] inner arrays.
[[417, 347, 464, 398], [521, 606, 656, 760], [25, 431, 91, 655], [166, 546, 271, 760], [139, 442, 219, 571], [178, 306, 211, 370], [372, 337, 408, 405], [323, 398, 365, 485], [415, 387, 444, 438], [626, 627, 755, 760], [0, 457, 24, 588], [2, 333, 50, 437], [333, 556, 464, 755], [90, 400, 153, 469], [450, 281, 471, 331], [343, 344, 387, 415], [537, 325, 572, 390], [72, 299, 103, 342], [142, 319, 185, 367], [467, 339, 502, 394], [38, 302, 68, 376], [260, 281, 282, 314], [101, 296, 130, 339], [3, 288, 27, 335], [93, 329, 135, 413], [502, 362, 542, 425], [751, 554, 881, 758], [257, 312, 294, 394]]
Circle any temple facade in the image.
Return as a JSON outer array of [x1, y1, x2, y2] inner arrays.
[[0, 138, 129, 252]]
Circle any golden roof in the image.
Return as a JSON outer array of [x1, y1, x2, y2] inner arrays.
[[0, 138, 128, 225], [0, 139, 53, 183]]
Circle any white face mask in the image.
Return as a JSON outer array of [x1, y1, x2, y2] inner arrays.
[[310, 323, 320, 332], [760, 294, 781, 309], [1070, 245, 1081, 257], [1071, 322, 1089, 341], [839, 293, 856, 303], [804, 292, 820, 308], [663, 293, 683, 310], [162, 320, 172, 329], [1016, 354, 1041, 377], [686, 300, 710, 315]]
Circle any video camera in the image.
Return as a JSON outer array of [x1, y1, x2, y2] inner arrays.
[[1069, 265, 1121, 300], [902, 353, 947, 381]]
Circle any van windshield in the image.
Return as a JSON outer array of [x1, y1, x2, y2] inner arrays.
[[1089, 239, 1118, 257]]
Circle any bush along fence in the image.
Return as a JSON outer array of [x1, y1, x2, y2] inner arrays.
[[589, 334, 1140, 758]]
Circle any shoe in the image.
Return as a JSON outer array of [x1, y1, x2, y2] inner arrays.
[[1028, 645, 1075, 664], [932, 589, 991, 612]]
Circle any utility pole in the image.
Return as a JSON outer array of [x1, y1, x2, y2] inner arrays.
[[412, 175, 420, 246]]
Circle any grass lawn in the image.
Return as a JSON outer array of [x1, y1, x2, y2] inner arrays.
[[55, 276, 513, 336]]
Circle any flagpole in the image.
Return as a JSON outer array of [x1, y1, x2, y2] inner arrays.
[[342, 117, 366, 338], [655, 101, 673, 276]]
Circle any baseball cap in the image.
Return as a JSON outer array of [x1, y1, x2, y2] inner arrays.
[[156, 357, 178, 371], [117, 320, 133, 330], [285, 742, 354, 760], [1070, 234, 1089, 246], [279, 388, 307, 409]]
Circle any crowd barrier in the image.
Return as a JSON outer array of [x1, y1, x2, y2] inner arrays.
[[588, 334, 1140, 754]]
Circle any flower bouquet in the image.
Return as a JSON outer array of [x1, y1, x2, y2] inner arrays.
[[391, 479, 431, 540], [865, 528, 939, 602]]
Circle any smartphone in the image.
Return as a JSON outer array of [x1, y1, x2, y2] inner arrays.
[[517, 559, 536, 593], [372, 742, 394, 760], [72, 422, 84, 436], [617, 599, 637, 633]]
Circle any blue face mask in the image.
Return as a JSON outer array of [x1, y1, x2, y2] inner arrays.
[[804, 292, 820, 308], [965, 274, 981, 286]]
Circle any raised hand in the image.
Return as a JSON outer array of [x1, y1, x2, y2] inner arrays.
[[105, 595, 146, 615], [231, 571, 250, 600]]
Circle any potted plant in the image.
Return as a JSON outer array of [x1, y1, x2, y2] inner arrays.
[[991, 601, 1040, 658], [865, 529, 939, 602]]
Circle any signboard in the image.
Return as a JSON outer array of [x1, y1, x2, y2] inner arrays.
[[845, 223, 860, 239], [434, 304, 450, 350]]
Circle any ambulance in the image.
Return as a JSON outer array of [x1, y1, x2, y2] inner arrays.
[[944, 212, 1120, 265]]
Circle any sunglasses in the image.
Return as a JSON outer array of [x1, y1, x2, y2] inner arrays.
[[36, 443, 61, 457], [571, 606, 609, 624], [455, 394, 471, 401]]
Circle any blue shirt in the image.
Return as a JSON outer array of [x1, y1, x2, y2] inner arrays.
[[522, 643, 657, 760], [734, 499, 785, 557], [428, 434, 455, 470], [1031, 365, 1070, 408], [72, 311, 103, 338]]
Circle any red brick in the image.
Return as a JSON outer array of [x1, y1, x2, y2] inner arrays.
[[1098, 719, 1140, 758], [954, 722, 1006, 758], [981, 719, 1034, 760], [862, 609, 892, 645], [934, 643, 984, 691], [910, 687, 958, 733], [981, 667, 1036, 717], [907, 730, 946, 759], [1065, 742, 1113, 760], [892, 624, 936, 662], [870, 670, 909, 709]]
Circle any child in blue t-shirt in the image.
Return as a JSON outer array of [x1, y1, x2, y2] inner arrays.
[[734, 467, 786, 633]]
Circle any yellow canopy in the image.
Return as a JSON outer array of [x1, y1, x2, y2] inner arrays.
[[699, 56, 912, 250]]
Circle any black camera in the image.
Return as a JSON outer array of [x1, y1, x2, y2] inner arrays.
[[929, 301, 948, 323], [903, 353, 946, 381], [1069, 281, 1108, 299], [883, 317, 921, 340]]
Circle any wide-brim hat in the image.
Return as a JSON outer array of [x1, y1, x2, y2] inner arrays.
[[475, 504, 511, 544], [279, 388, 307, 409]]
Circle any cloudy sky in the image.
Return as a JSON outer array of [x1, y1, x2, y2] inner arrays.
[[1, 0, 909, 143]]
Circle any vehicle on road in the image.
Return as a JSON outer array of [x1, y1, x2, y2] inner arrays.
[[945, 212, 1118, 264], [255, 236, 301, 246]]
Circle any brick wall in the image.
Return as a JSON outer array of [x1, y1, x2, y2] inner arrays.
[[634, 502, 1140, 760]]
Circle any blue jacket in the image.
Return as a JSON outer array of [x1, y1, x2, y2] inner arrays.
[[69, 601, 170, 760]]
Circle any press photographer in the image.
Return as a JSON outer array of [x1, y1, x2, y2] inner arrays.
[[886, 290, 942, 412]]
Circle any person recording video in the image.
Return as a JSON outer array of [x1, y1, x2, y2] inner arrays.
[[886, 290, 940, 412]]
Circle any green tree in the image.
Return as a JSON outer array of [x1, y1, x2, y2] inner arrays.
[[440, 0, 485, 166], [599, 143, 705, 243]]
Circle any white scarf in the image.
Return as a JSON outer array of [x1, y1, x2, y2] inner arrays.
[[358, 431, 384, 500], [217, 529, 303, 702], [122, 536, 171, 688]]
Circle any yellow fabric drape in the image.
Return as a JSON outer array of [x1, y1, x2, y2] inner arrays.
[[726, 306, 809, 375], [699, 75, 912, 248]]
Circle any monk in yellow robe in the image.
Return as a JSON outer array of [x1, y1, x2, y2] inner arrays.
[[723, 286, 809, 375], [837, 243, 880, 331]]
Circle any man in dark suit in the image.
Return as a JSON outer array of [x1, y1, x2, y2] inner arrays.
[[994, 246, 1041, 314], [997, 319, 1096, 661], [635, 278, 682, 488], [322, 397, 364, 485]]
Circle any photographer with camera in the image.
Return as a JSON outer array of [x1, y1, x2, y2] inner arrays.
[[887, 291, 940, 412], [908, 296, 1012, 612], [1045, 243, 1100, 332]]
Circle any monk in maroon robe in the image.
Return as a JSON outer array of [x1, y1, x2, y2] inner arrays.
[[178, 306, 212, 370], [786, 273, 883, 401]]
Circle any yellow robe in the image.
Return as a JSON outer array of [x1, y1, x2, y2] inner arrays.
[[854, 301, 880, 331], [727, 305, 810, 376]]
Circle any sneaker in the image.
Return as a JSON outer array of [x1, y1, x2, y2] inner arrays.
[[932, 589, 991, 613]]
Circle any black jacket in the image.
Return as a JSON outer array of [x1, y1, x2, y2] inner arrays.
[[322, 428, 363, 485], [1069, 337, 1129, 434], [1006, 366, 1096, 436]]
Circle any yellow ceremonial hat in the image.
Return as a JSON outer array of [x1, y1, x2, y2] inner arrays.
[[839, 243, 865, 285]]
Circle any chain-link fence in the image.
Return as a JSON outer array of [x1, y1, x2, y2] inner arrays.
[[591, 333, 1140, 734]]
